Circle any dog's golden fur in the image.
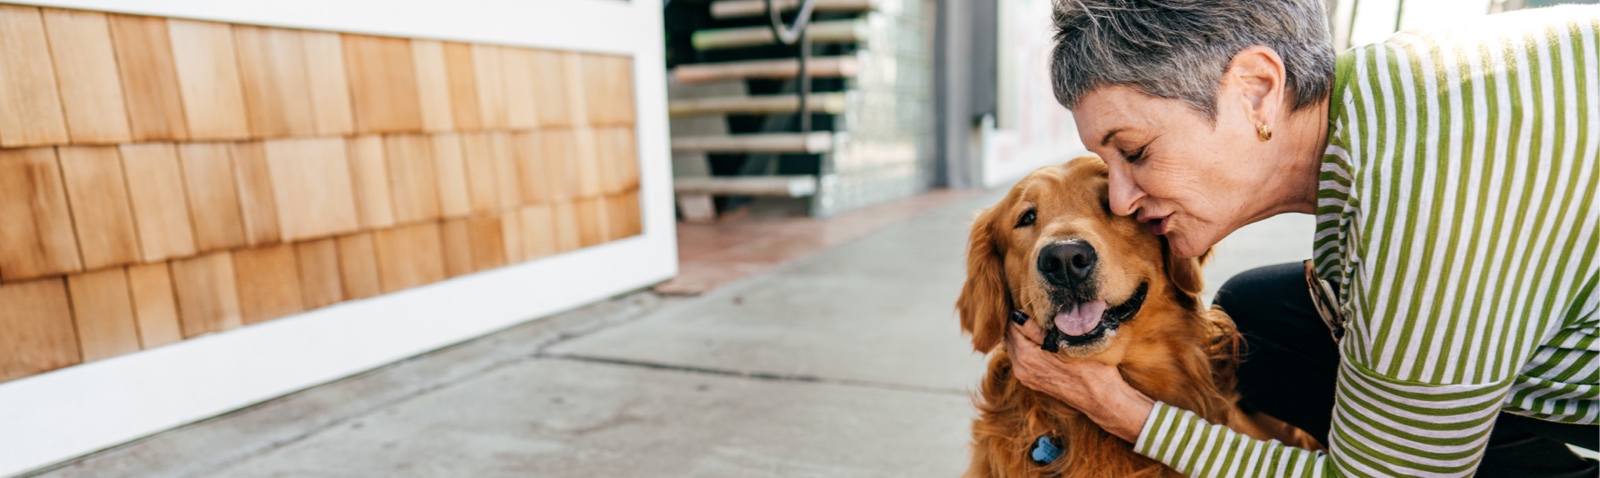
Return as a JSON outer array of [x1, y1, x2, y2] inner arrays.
[[956, 157, 1320, 477]]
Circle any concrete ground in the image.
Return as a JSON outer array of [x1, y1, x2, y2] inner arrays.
[[32, 189, 1321, 478]]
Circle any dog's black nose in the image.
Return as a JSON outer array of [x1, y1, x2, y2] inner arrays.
[[1038, 241, 1096, 286]]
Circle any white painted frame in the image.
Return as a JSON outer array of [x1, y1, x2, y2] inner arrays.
[[0, 1, 677, 476]]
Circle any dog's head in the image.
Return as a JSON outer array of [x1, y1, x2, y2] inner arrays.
[[957, 156, 1208, 356]]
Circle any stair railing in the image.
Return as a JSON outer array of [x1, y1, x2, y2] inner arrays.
[[763, 0, 817, 135]]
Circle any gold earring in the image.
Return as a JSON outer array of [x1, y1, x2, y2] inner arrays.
[[1257, 123, 1273, 142]]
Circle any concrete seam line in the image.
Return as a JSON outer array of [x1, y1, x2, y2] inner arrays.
[[543, 354, 968, 397]]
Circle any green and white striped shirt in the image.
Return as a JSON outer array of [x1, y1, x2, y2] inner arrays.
[[1135, 7, 1599, 477]]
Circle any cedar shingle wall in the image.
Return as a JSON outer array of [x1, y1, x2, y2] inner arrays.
[[0, 5, 643, 383]]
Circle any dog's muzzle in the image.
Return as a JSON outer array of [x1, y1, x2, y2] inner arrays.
[[1041, 282, 1149, 352]]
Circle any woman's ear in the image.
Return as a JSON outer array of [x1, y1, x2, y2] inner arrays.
[[956, 207, 1008, 353], [1225, 45, 1288, 123], [1163, 236, 1211, 302]]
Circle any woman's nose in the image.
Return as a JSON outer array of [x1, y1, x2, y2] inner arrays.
[[1106, 167, 1144, 217]]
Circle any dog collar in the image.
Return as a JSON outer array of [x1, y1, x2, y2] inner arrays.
[[1011, 310, 1067, 352], [1031, 435, 1062, 464]]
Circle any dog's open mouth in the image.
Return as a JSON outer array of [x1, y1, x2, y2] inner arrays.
[[1043, 282, 1149, 351]]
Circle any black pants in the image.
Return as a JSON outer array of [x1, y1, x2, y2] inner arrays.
[[1216, 262, 1599, 478]]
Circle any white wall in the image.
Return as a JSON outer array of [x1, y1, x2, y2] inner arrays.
[[1333, 0, 1499, 48], [0, 1, 677, 476], [982, 0, 1088, 189]]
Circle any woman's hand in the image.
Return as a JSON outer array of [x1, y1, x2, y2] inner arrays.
[[1005, 320, 1157, 442]]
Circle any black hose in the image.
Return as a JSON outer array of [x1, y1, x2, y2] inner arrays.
[[763, 0, 818, 135]]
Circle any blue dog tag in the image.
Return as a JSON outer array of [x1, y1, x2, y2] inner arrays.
[[1031, 435, 1062, 464]]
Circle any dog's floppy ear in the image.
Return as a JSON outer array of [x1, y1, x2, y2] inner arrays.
[[957, 207, 1008, 353], [1162, 236, 1211, 300]]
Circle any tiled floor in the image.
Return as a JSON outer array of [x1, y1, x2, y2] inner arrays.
[[654, 189, 982, 295]]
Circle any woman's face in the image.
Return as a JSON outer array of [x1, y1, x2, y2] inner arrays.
[[1071, 85, 1275, 258]]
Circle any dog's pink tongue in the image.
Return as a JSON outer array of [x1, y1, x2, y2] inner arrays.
[[1054, 301, 1107, 336]]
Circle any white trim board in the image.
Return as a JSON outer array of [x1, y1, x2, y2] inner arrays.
[[0, 234, 675, 477], [7, 0, 644, 54], [0, 1, 678, 476]]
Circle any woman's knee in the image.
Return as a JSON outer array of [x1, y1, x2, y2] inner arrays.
[[1214, 262, 1308, 331]]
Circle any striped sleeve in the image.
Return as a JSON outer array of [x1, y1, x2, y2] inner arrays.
[[1136, 8, 1599, 478], [1135, 366, 1513, 477], [1137, 403, 1327, 476]]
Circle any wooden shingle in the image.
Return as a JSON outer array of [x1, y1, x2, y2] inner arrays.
[[234, 25, 316, 137], [512, 132, 551, 205], [233, 244, 303, 324], [0, 148, 82, 280], [178, 143, 248, 252], [121, 143, 198, 262], [499, 47, 539, 129], [0, 5, 69, 147], [373, 223, 445, 293], [346, 136, 397, 229], [230, 141, 282, 246], [295, 238, 343, 310], [335, 233, 381, 301], [66, 267, 141, 361], [441, 42, 483, 131], [431, 133, 472, 218], [0, 279, 78, 382], [108, 14, 189, 141], [127, 262, 183, 349], [263, 138, 360, 241], [170, 252, 242, 338], [343, 35, 422, 133], [471, 44, 509, 129], [301, 31, 355, 136], [459, 133, 500, 214], [531, 50, 574, 128], [466, 215, 507, 272], [42, 9, 133, 144], [439, 218, 473, 278], [411, 40, 455, 132], [167, 19, 250, 140], [519, 204, 558, 259], [58, 146, 141, 270], [383, 134, 442, 224]]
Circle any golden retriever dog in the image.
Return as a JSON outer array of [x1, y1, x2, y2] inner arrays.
[[956, 156, 1320, 477]]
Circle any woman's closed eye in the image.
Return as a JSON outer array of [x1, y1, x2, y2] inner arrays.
[[1124, 146, 1148, 164]]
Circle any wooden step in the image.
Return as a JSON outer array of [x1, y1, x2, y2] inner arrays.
[[710, 0, 880, 19], [672, 55, 860, 83], [671, 132, 836, 154], [669, 92, 849, 117], [674, 175, 818, 197], [691, 20, 866, 50]]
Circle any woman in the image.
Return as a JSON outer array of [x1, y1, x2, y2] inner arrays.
[[1006, 1, 1599, 476]]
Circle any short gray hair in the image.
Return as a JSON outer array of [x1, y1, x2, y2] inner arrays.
[[1050, 0, 1335, 120]]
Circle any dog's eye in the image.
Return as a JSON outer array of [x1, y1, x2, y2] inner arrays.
[[1016, 208, 1036, 228]]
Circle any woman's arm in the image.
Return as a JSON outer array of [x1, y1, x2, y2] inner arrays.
[[1007, 318, 1515, 478]]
